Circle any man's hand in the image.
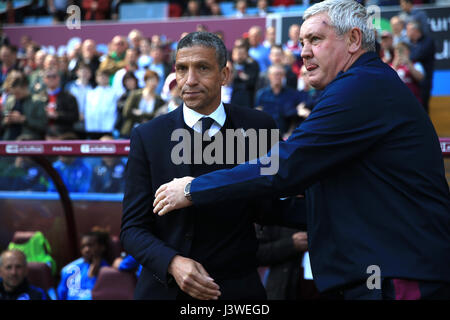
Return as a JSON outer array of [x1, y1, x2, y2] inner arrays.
[[153, 176, 194, 216], [292, 232, 308, 252], [168, 255, 221, 300]]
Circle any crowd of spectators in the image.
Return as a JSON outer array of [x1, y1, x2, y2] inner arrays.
[[0, 0, 437, 194]]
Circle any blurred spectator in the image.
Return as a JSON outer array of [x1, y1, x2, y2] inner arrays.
[[82, 0, 111, 21], [1, 72, 47, 140], [0, 145, 49, 192], [257, 44, 298, 92], [183, 0, 206, 17], [37, 68, 79, 137], [406, 19, 435, 113], [1, 69, 21, 115], [390, 42, 425, 104], [0, 44, 19, 87], [284, 48, 302, 78], [0, 249, 49, 300], [296, 65, 322, 118], [30, 54, 66, 95], [257, 0, 272, 17], [19, 43, 40, 76], [255, 64, 303, 138], [85, 69, 118, 139], [263, 26, 277, 50], [99, 35, 128, 84], [147, 44, 170, 95], [221, 60, 234, 104], [137, 38, 151, 70], [114, 71, 139, 137], [48, 0, 69, 22], [283, 24, 302, 62], [128, 29, 143, 51], [390, 15, 409, 46], [57, 229, 110, 300], [156, 75, 181, 116], [230, 43, 260, 108], [69, 39, 101, 88], [248, 26, 271, 73], [48, 132, 92, 192], [28, 50, 47, 94], [120, 70, 164, 138], [112, 48, 142, 98], [66, 62, 94, 135], [235, 0, 249, 18], [208, 1, 223, 16], [4, 0, 24, 24], [380, 31, 395, 64], [90, 135, 126, 193], [399, 0, 430, 35]]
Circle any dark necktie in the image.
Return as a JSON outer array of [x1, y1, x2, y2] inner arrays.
[[199, 117, 215, 135]]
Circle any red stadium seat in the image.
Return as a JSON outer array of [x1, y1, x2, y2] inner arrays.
[[91, 267, 137, 300], [27, 262, 54, 291], [11, 231, 37, 244]]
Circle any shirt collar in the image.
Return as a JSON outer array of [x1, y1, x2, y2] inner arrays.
[[183, 102, 226, 134]]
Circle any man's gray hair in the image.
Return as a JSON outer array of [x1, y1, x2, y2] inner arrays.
[[177, 32, 228, 69], [303, 0, 376, 52]]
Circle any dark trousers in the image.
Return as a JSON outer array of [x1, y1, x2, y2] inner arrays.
[[321, 278, 450, 300]]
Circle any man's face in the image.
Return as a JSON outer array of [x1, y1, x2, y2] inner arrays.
[[0, 252, 27, 292], [406, 23, 420, 42], [175, 46, 228, 115], [80, 236, 102, 263], [289, 25, 300, 42], [268, 66, 285, 87], [300, 13, 350, 90], [269, 47, 284, 65], [112, 37, 127, 55], [82, 40, 96, 59], [43, 71, 61, 90]]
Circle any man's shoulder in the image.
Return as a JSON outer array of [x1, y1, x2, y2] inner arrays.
[[134, 108, 178, 135], [226, 103, 276, 128]]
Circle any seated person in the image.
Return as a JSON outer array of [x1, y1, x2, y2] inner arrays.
[[90, 135, 126, 193], [57, 229, 110, 300], [0, 249, 49, 300]]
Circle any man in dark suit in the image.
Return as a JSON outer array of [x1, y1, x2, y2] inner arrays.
[[120, 32, 297, 300], [154, 0, 450, 300]]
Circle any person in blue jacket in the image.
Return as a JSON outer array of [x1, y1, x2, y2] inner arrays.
[[153, 0, 450, 300], [57, 230, 110, 300]]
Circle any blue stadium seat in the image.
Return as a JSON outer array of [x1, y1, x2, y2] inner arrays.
[[119, 2, 169, 21], [219, 2, 236, 17]]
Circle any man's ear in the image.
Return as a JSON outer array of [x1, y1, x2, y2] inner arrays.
[[348, 27, 363, 54], [221, 65, 231, 86]]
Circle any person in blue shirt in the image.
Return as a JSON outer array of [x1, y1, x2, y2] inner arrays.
[[57, 230, 110, 300], [255, 64, 304, 139], [247, 26, 271, 73], [154, 0, 450, 300]]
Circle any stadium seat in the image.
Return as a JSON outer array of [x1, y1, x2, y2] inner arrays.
[[119, 2, 168, 21], [11, 230, 37, 244], [91, 266, 137, 300], [27, 262, 57, 299]]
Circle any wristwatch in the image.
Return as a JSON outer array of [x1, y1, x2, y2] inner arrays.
[[184, 182, 192, 201]]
